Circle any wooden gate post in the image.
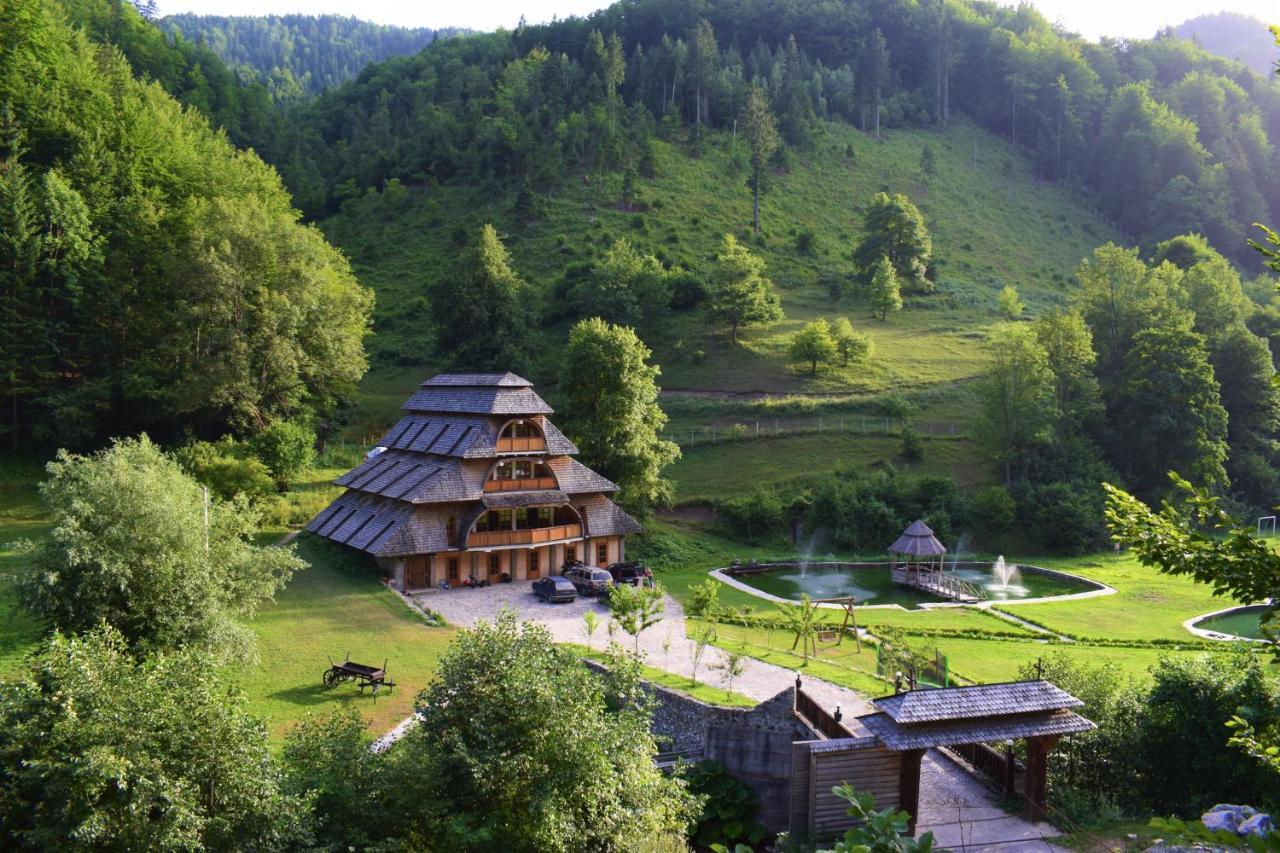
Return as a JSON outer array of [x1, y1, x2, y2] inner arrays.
[[1023, 735, 1060, 822], [899, 748, 927, 833]]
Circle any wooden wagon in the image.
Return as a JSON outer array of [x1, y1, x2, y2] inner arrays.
[[323, 654, 395, 694]]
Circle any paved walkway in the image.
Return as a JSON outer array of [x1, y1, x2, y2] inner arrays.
[[405, 582, 1067, 851]]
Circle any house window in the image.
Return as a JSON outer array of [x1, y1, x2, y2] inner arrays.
[[597, 542, 609, 565], [529, 550, 539, 577], [447, 558, 459, 581], [446, 516, 457, 545], [489, 553, 501, 574]]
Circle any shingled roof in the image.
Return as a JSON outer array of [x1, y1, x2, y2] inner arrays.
[[334, 451, 476, 503], [888, 519, 947, 556], [421, 373, 531, 387], [402, 373, 553, 416], [874, 680, 1083, 724]]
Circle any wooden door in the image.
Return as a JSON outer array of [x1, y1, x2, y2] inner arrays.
[[528, 549, 541, 579], [405, 556, 429, 590]]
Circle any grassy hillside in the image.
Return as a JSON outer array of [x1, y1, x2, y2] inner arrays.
[[323, 116, 1121, 498]]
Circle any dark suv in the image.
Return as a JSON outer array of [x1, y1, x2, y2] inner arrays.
[[561, 564, 613, 596], [607, 561, 653, 587]]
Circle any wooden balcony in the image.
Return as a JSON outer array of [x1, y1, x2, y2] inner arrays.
[[483, 476, 558, 493], [495, 437, 547, 453], [468, 524, 582, 547]]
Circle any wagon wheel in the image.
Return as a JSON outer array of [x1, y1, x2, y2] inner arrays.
[[322, 669, 339, 689]]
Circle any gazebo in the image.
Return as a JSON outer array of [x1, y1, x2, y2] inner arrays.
[[889, 519, 946, 587]]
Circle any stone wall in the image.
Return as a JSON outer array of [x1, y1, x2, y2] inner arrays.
[[583, 660, 814, 832]]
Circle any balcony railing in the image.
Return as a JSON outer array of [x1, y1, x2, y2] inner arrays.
[[468, 523, 582, 547], [495, 437, 548, 453], [483, 476, 558, 493]]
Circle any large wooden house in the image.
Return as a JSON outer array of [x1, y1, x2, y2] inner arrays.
[[306, 373, 641, 591]]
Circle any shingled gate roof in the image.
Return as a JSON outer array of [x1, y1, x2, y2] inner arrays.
[[888, 519, 947, 557], [873, 680, 1083, 724], [854, 708, 1095, 751]]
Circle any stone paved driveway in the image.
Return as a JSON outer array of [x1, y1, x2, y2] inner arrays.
[[405, 581, 1067, 851]]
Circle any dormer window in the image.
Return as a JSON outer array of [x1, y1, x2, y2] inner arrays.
[[496, 419, 547, 453]]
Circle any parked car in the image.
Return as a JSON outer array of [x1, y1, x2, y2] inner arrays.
[[561, 564, 614, 596], [607, 560, 653, 587], [532, 575, 577, 603]]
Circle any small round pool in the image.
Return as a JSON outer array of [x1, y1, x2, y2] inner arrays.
[[724, 561, 1101, 609], [1190, 604, 1273, 641]]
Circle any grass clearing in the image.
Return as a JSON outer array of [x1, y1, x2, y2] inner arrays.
[[234, 534, 455, 740], [999, 555, 1245, 642]]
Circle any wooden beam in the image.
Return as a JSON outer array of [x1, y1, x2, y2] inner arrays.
[[1022, 735, 1060, 822], [899, 748, 926, 834]]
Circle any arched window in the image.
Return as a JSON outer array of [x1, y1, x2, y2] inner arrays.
[[496, 419, 547, 453]]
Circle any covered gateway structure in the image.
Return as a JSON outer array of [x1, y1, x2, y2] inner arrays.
[[306, 373, 641, 591]]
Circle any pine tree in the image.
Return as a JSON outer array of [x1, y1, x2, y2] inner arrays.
[[709, 233, 783, 342], [434, 224, 530, 371], [742, 85, 779, 234], [558, 318, 681, 512], [867, 256, 903, 320]]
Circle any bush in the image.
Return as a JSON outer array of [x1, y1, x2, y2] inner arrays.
[[173, 437, 276, 502], [972, 485, 1016, 536], [795, 230, 817, 254], [719, 488, 785, 542], [688, 579, 721, 618], [898, 426, 923, 461], [668, 270, 708, 309], [250, 420, 317, 489], [685, 760, 766, 849]]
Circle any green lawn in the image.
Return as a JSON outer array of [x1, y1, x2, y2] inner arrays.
[[1000, 555, 1246, 642], [235, 534, 455, 739]]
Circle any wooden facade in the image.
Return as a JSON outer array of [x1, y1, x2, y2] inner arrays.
[[306, 373, 641, 591]]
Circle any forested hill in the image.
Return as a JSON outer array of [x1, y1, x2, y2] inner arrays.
[[0, 0, 372, 447], [160, 15, 463, 100], [279, 0, 1280, 270], [1172, 13, 1278, 76]]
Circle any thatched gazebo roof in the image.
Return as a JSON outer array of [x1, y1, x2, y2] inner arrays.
[[888, 520, 946, 557]]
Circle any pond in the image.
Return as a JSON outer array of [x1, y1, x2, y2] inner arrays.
[[1193, 605, 1272, 640], [729, 561, 1100, 610]]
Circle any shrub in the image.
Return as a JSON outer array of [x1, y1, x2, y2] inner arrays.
[[898, 427, 923, 461], [250, 420, 317, 489], [972, 485, 1016, 535], [685, 760, 766, 849], [795, 229, 817, 254], [719, 488, 785, 542], [688, 579, 722, 618], [173, 437, 275, 502]]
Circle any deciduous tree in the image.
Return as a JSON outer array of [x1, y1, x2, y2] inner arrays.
[[789, 318, 838, 375], [831, 317, 872, 366], [396, 610, 699, 849], [19, 436, 303, 657], [0, 626, 309, 850], [853, 193, 932, 293], [977, 324, 1055, 484]]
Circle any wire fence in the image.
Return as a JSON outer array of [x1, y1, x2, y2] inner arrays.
[[661, 416, 968, 448]]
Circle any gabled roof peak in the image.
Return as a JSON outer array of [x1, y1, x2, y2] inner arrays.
[[421, 372, 531, 388]]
